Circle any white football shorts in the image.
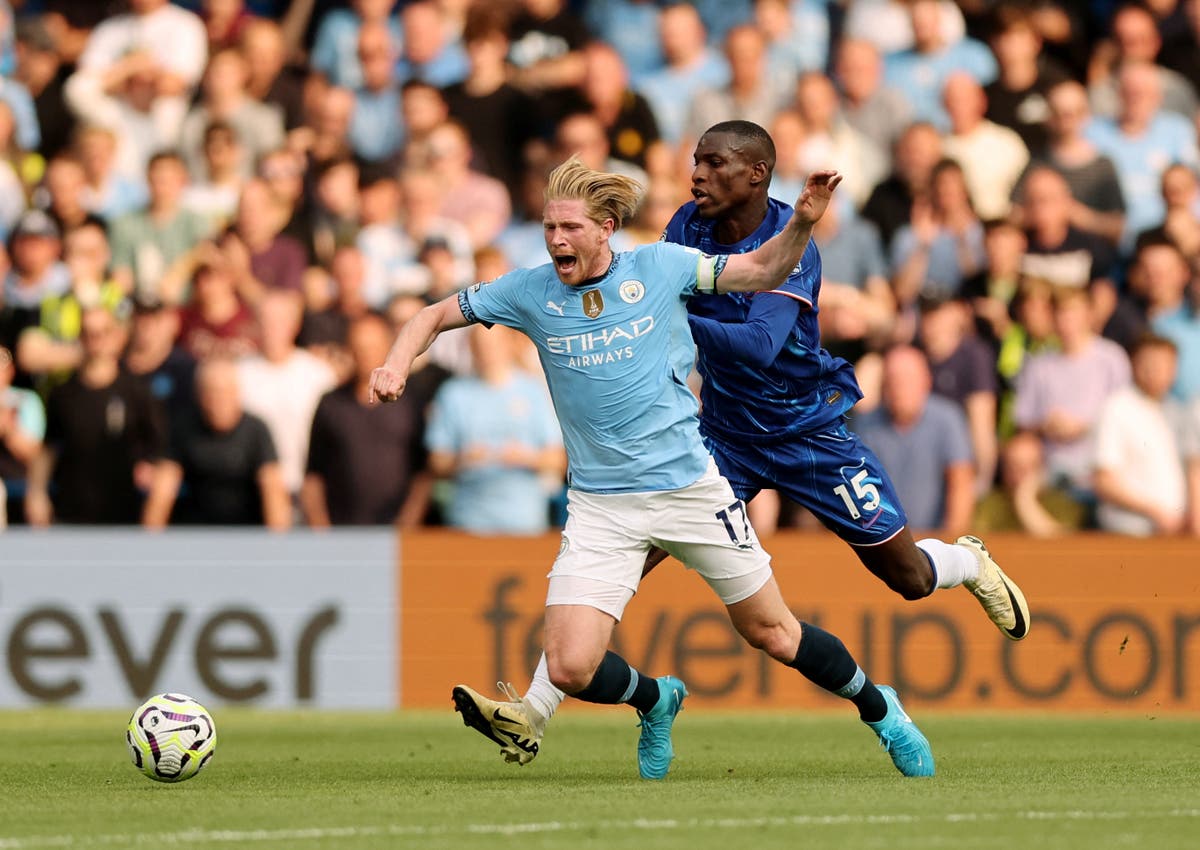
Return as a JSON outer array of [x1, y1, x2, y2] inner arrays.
[[546, 461, 773, 619]]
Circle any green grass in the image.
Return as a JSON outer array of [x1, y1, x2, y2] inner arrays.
[[0, 709, 1197, 849]]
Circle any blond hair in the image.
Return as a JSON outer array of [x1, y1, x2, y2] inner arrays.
[[544, 155, 644, 230]]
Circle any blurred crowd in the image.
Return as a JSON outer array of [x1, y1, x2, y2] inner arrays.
[[0, 0, 1197, 537]]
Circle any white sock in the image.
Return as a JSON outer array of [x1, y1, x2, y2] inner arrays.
[[916, 538, 980, 589], [524, 653, 565, 724]]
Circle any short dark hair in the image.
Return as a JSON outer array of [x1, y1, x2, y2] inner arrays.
[[703, 120, 777, 175], [1130, 332, 1178, 358]]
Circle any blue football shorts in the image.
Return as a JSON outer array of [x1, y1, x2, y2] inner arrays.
[[703, 422, 908, 547]]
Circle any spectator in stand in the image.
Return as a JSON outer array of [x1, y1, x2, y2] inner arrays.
[[1017, 166, 1120, 333], [1017, 80, 1126, 247], [309, 0, 402, 90], [26, 304, 164, 526], [1084, 61, 1199, 249], [752, 0, 830, 83], [1093, 334, 1189, 536], [554, 112, 648, 186], [348, 22, 404, 165], [181, 121, 246, 229], [218, 178, 307, 304], [0, 53, 41, 157], [862, 121, 943, 250], [884, 0, 997, 130], [505, 0, 590, 132], [834, 37, 912, 152], [3, 210, 70, 324], [65, 0, 208, 172], [123, 293, 196, 429], [179, 48, 284, 181], [40, 153, 94, 235], [237, 289, 337, 501], [16, 220, 123, 391], [918, 295, 999, 493], [109, 151, 212, 302], [579, 42, 661, 174], [1137, 163, 1200, 259], [75, 125, 147, 222], [0, 102, 27, 240], [356, 169, 420, 307], [793, 71, 888, 210], [963, 219, 1027, 349], [298, 82, 355, 170], [1089, 4, 1197, 121], [681, 25, 791, 161], [397, 167, 474, 288], [1160, 0, 1200, 91], [177, 252, 258, 360], [142, 356, 290, 528], [891, 158, 986, 312], [852, 344, 976, 536], [307, 155, 359, 269], [425, 322, 565, 535], [973, 430, 1086, 537], [240, 19, 305, 136], [14, 17, 72, 161], [303, 312, 438, 526], [1133, 240, 1200, 402], [397, 79, 450, 168], [811, 193, 895, 361], [395, 0, 468, 88], [941, 72, 1029, 221], [1014, 285, 1131, 501], [581, 0, 663, 85], [299, 244, 371, 350], [424, 120, 511, 251], [442, 7, 535, 195], [258, 148, 310, 248], [843, 0, 968, 56], [995, 277, 1058, 438], [636, 3, 729, 145], [0, 343, 44, 523], [983, 5, 1070, 154], [202, 0, 254, 53]]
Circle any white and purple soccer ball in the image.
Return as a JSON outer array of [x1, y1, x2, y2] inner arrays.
[[126, 693, 217, 783]]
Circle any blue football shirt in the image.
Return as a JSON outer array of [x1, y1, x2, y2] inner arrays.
[[663, 198, 863, 442], [458, 242, 722, 493]]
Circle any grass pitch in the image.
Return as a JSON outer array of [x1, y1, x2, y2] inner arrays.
[[0, 709, 1197, 850]]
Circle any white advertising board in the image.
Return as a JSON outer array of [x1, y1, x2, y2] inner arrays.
[[0, 529, 396, 708]]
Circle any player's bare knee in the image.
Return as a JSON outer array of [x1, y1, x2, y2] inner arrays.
[[545, 655, 594, 695], [890, 568, 935, 601], [737, 621, 797, 662]]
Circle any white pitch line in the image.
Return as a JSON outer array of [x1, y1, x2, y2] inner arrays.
[[3, 809, 1199, 848]]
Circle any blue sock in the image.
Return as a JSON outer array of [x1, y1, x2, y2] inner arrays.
[[787, 622, 887, 723], [574, 651, 661, 714]]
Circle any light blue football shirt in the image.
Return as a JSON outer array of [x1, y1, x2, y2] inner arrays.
[[458, 242, 721, 494]]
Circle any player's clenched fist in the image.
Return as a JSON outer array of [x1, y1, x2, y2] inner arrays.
[[369, 366, 407, 403]]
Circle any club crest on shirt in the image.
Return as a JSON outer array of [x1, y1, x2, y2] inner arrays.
[[618, 280, 645, 304], [582, 289, 604, 318]]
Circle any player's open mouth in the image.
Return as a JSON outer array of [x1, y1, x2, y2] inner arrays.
[[554, 255, 578, 275], [692, 190, 710, 206]]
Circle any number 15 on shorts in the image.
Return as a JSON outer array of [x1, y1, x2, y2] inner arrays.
[[833, 468, 881, 520]]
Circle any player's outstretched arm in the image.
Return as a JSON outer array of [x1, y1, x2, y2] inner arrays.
[[370, 296, 469, 403], [717, 170, 842, 293]]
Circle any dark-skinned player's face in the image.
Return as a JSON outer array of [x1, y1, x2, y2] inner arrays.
[[690, 132, 759, 219]]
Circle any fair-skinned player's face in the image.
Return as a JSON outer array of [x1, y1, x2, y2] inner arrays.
[[690, 132, 760, 219], [542, 199, 614, 286]]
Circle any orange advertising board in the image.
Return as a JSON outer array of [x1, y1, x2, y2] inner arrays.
[[400, 532, 1200, 713]]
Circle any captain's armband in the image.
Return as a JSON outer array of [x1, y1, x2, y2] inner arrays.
[[695, 253, 728, 295]]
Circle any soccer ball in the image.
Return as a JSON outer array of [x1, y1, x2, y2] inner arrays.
[[126, 693, 217, 783]]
